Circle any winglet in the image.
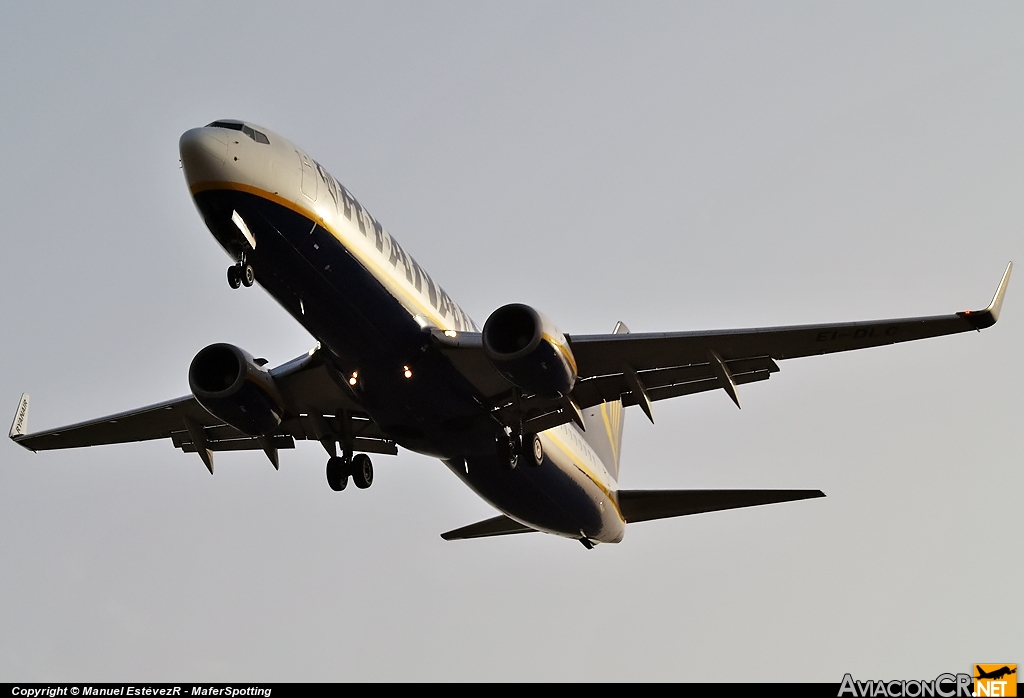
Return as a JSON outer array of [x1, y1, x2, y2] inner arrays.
[[958, 261, 1012, 330], [9, 393, 30, 441]]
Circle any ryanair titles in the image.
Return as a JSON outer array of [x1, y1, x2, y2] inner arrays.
[[312, 159, 476, 333]]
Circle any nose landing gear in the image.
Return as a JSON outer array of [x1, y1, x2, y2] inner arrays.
[[227, 259, 255, 289]]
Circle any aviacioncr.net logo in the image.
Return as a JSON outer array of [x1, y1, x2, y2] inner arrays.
[[839, 673, 973, 697]]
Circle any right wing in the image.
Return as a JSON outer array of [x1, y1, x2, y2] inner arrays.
[[566, 262, 1011, 416], [9, 348, 396, 471], [436, 263, 1011, 431]]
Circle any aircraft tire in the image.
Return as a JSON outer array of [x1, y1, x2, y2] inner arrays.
[[527, 433, 543, 466], [227, 265, 242, 289], [326, 456, 348, 491], [351, 453, 373, 489], [242, 264, 255, 287]]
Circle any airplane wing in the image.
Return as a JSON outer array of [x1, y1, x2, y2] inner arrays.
[[9, 348, 396, 472], [438, 263, 1011, 429]]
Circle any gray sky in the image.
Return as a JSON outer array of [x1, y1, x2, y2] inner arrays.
[[1, 1, 1021, 682]]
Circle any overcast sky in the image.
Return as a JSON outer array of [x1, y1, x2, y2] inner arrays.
[[1, 1, 1021, 682]]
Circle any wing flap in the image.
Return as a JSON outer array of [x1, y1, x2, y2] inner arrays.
[[617, 489, 825, 523], [178, 434, 296, 452]]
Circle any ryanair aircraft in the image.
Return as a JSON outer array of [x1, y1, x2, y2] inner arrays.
[[8, 121, 1012, 547]]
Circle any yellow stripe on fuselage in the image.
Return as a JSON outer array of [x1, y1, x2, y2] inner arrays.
[[598, 401, 618, 470], [542, 428, 623, 522], [189, 180, 469, 332]]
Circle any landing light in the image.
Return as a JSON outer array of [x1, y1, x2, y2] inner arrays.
[[349, 371, 359, 386], [231, 210, 256, 249], [403, 366, 413, 379], [444, 330, 458, 338]]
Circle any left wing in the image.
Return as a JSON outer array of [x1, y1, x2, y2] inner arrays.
[[9, 348, 396, 471], [439, 263, 1011, 430]]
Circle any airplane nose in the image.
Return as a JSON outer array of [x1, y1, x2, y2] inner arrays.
[[179, 128, 229, 185]]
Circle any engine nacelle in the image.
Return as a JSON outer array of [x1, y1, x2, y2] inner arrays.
[[482, 304, 578, 397], [188, 343, 284, 436]]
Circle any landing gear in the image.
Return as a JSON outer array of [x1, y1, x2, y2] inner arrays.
[[496, 429, 521, 470], [326, 456, 348, 491], [326, 453, 374, 491], [351, 453, 373, 489], [526, 433, 543, 466], [227, 260, 255, 289]]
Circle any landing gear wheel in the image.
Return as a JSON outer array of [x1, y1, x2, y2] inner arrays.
[[241, 264, 255, 287], [527, 433, 543, 466], [326, 456, 348, 491], [351, 453, 373, 489], [496, 432, 520, 470], [227, 265, 242, 289]]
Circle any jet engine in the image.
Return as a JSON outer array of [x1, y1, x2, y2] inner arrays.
[[188, 343, 284, 436], [482, 303, 577, 397]]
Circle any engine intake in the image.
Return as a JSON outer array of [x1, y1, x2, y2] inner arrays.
[[189, 343, 284, 436], [482, 304, 577, 397]]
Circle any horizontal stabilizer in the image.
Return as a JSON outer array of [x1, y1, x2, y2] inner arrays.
[[441, 514, 536, 541], [618, 488, 825, 523]]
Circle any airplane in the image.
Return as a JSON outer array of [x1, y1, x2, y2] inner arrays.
[[975, 666, 1017, 681], [8, 119, 1012, 548]]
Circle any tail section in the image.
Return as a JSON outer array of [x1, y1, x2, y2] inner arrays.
[[581, 321, 628, 479]]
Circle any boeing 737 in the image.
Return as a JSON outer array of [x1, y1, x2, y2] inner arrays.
[[8, 120, 1012, 547]]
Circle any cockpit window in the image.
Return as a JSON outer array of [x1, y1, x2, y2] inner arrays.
[[206, 120, 270, 144], [207, 120, 243, 131]]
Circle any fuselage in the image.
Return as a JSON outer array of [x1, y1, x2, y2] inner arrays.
[[178, 120, 625, 544]]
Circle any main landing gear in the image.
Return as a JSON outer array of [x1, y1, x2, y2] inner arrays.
[[326, 453, 374, 492], [496, 428, 521, 470], [227, 260, 255, 289], [495, 429, 544, 470]]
